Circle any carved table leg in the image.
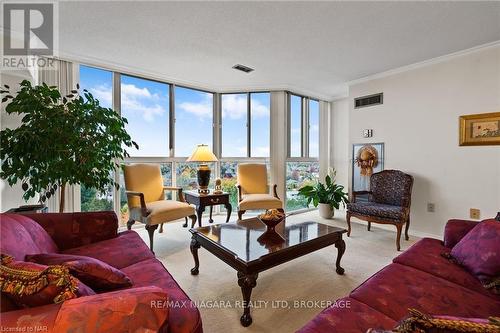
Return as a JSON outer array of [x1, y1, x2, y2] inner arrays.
[[190, 237, 201, 275], [196, 206, 204, 227], [237, 271, 258, 327], [209, 206, 214, 223], [334, 238, 346, 275], [225, 202, 232, 223]]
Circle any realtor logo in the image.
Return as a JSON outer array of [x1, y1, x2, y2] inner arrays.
[[3, 3, 54, 56]]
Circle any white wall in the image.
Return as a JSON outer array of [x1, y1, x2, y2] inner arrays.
[[333, 45, 500, 238], [0, 71, 39, 211]]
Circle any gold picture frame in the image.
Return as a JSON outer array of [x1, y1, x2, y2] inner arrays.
[[459, 112, 500, 146]]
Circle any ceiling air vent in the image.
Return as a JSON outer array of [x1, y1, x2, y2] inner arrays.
[[232, 64, 254, 73], [354, 93, 383, 109]]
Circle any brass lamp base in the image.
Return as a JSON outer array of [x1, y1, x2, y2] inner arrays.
[[197, 164, 211, 194]]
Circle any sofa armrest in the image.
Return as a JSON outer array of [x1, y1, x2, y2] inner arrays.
[[24, 211, 118, 251], [0, 303, 61, 332], [0, 287, 169, 333], [53, 286, 169, 333], [443, 219, 478, 248]]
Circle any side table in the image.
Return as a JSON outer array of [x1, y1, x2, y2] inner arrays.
[[184, 191, 232, 226]]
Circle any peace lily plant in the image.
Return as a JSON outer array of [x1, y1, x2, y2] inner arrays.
[[298, 168, 349, 219]]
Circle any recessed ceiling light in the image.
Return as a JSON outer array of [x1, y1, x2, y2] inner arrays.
[[232, 64, 254, 73]]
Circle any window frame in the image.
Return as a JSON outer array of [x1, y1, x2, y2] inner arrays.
[[220, 91, 271, 159], [78, 63, 323, 221]]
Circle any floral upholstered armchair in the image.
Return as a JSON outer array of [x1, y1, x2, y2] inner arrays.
[[346, 170, 414, 251]]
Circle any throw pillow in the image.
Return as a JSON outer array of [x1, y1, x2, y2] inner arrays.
[[396, 308, 500, 333], [449, 219, 500, 294], [0, 254, 94, 307], [26, 253, 132, 291]]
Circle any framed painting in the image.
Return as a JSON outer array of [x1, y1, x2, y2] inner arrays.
[[352, 143, 384, 194], [459, 112, 500, 146]]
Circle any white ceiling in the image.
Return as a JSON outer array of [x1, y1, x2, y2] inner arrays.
[[57, 1, 500, 100]]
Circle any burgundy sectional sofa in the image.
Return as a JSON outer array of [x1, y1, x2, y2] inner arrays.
[[0, 212, 202, 333], [298, 218, 500, 332]]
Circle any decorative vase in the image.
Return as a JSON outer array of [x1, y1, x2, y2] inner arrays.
[[318, 203, 334, 219], [257, 210, 286, 244]]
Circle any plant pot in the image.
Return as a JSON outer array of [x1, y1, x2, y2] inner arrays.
[[318, 203, 334, 219]]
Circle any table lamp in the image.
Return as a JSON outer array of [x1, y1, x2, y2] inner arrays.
[[187, 144, 218, 194]]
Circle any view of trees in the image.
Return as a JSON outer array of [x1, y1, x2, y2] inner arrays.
[[286, 161, 320, 211]]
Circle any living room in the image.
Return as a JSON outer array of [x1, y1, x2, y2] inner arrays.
[[1, 1, 499, 333]]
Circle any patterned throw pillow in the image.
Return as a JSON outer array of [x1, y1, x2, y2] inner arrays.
[[449, 219, 500, 294], [26, 253, 132, 291], [395, 308, 500, 333], [0, 254, 94, 307]]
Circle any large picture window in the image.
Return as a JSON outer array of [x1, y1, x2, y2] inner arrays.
[[221, 92, 270, 157], [79, 65, 114, 212], [287, 93, 320, 211], [309, 99, 319, 158], [174, 86, 213, 157], [121, 75, 170, 157]]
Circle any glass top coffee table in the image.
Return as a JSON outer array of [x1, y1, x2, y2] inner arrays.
[[189, 218, 347, 327]]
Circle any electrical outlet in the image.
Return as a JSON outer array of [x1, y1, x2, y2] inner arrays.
[[470, 208, 480, 219], [427, 203, 435, 212]]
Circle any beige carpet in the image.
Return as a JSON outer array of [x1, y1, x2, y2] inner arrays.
[[134, 211, 419, 333]]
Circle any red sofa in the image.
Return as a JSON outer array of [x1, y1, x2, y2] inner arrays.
[[0, 212, 202, 333], [298, 219, 500, 332]]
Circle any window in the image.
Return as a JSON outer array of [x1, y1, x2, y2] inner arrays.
[[221, 93, 248, 157], [174, 86, 213, 157], [289, 94, 302, 157], [79, 65, 114, 212], [286, 161, 319, 211], [221, 92, 270, 157], [121, 75, 169, 157], [309, 99, 319, 158], [287, 93, 320, 211], [250, 93, 270, 157]]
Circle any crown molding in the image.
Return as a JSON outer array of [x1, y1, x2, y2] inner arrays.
[[347, 40, 500, 87]]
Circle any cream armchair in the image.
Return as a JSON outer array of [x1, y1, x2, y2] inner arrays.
[[237, 163, 283, 219], [123, 163, 196, 253]]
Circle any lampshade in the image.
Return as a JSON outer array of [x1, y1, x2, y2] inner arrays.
[[186, 144, 218, 162]]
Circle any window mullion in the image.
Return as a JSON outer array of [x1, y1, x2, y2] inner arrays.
[[169, 84, 175, 158], [302, 97, 309, 158], [247, 92, 251, 158]]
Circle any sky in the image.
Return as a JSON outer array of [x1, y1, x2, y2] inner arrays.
[[79, 65, 271, 158]]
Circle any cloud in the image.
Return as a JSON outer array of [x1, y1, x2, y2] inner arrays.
[[88, 83, 166, 122], [221, 95, 247, 119], [89, 84, 112, 106], [120, 83, 166, 122], [178, 95, 212, 119], [221, 95, 270, 120]]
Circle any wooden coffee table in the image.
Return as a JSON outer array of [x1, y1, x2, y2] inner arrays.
[[189, 218, 347, 327]]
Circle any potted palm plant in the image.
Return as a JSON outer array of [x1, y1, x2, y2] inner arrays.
[[298, 168, 348, 219]]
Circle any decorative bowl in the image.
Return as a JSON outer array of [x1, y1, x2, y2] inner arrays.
[[258, 209, 285, 231]]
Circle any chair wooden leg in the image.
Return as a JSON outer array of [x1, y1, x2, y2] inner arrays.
[[367, 221, 371, 231], [189, 214, 197, 228], [395, 223, 402, 251], [127, 218, 135, 230], [346, 212, 352, 237], [404, 217, 410, 241], [238, 210, 246, 220], [183, 217, 188, 228], [159, 223, 164, 233], [145, 224, 158, 254]]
